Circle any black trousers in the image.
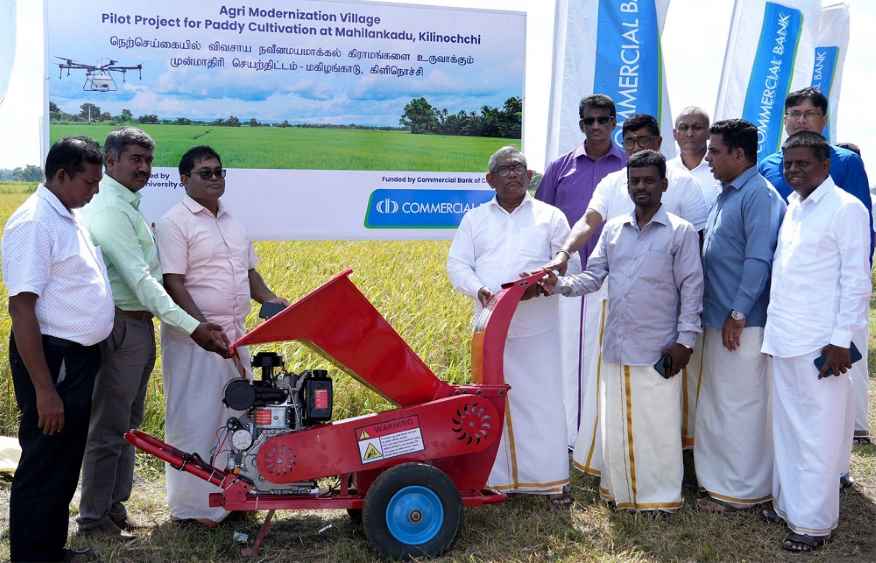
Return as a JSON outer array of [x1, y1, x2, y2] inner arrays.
[[9, 334, 101, 563]]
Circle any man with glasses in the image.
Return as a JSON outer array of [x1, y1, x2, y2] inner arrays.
[[155, 145, 286, 525], [448, 146, 575, 505], [535, 94, 627, 450], [669, 107, 722, 211], [78, 128, 229, 538], [759, 87, 874, 452], [545, 114, 708, 475]]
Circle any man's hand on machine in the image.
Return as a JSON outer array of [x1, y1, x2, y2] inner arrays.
[[541, 249, 571, 276], [191, 321, 232, 358]]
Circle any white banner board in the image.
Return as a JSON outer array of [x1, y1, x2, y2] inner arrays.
[[45, 0, 526, 239], [546, 0, 674, 161], [713, 0, 820, 161]]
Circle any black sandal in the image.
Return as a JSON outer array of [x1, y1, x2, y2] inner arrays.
[[760, 508, 783, 524], [782, 532, 829, 553]]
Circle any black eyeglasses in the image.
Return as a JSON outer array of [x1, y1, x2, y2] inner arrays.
[[581, 116, 613, 126], [193, 167, 226, 180]]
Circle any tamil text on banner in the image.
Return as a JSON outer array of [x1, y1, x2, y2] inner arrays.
[[811, 2, 849, 143], [546, 0, 674, 161], [44, 1, 526, 239], [713, 0, 820, 162]]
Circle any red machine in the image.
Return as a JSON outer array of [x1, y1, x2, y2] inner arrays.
[[126, 269, 543, 559]]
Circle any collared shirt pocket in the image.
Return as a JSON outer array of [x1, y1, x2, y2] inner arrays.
[[638, 249, 674, 285]]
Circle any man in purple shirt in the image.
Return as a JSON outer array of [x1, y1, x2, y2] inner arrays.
[[536, 94, 627, 448]]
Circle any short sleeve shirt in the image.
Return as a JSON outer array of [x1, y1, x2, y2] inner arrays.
[[2, 186, 114, 346], [155, 196, 257, 338]]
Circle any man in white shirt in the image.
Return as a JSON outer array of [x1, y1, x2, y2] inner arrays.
[[545, 114, 708, 476], [668, 106, 722, 212], [762, 132, 871, 553], [448, 146, 575, 505], [2, 137, 115, 562], [156, 146, 286, 526]]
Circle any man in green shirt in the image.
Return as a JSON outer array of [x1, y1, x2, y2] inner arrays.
[[77, 127, 228, 538]]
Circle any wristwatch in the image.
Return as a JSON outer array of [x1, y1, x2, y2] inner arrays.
[[730, 310, 746, 321]]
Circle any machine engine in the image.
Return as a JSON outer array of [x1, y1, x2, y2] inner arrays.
[[219, 351, 333, 493]]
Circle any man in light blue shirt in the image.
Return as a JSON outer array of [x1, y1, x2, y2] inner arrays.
[[696, 119, 785, 513]]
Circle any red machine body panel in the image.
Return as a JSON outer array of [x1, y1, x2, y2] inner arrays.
[[254, 391, 504, 484], [231, 270, 452, 407]]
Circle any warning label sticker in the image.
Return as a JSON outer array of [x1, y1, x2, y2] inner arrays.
[[356, 415, 425, 464]]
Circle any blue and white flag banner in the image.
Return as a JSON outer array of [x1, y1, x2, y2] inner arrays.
[[0, 0, 16, 105], [811, 2, 849, 143], [714, 0, 820, 161], [546, 0, 674, 161]]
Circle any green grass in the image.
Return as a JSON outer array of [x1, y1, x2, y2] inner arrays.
[[50, 123, 520, 171], [0, 187, 875, 561]]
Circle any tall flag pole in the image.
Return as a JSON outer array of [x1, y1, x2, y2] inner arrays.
[[713, 0, 821, 161], [811, 2, 849, 143], [0, 0, 16, 106], [546, 0, 675, 162]]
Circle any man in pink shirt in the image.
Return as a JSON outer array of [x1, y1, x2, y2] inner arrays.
[[155, 145, 287, 526]]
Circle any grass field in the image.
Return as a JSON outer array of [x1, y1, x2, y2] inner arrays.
[[0, 183, 874, 561], [50, 123, 520, 172]]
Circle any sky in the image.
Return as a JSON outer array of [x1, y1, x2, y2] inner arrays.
[[0, 0, 874, 175]]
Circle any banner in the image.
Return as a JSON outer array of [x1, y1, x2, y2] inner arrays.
[[44, 0, 526, 239], [811, 2, 848, 143], [713, 0, 820, 161], [0, 0, 15, 105], [546, 0, 674, 161]]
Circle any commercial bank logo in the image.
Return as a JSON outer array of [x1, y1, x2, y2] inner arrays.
[[365, 188, 493, 228]]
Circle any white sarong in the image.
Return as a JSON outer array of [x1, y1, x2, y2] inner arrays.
[[694, 328, 772, 507], [599, 362, 683, 511], [560, 295, 583, 447], [162, 328, 251, 521], [771, 350, 850, 537], [850, 326, 870, 435], [489, 327, 569, 494], [681, 333, 705, 449], [572, 287, 608, 476]]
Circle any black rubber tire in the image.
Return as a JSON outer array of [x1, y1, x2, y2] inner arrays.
[[362, 462, 463, 560]]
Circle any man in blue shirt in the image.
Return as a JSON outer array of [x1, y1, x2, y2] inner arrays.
[[758, 87, 872, 257], [697, 119, 786, 512]]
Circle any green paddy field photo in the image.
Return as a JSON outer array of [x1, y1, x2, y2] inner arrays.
[[50, 123, 519, 172]]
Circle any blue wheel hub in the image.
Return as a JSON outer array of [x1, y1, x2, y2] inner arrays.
[[385, 485, 444, 545]]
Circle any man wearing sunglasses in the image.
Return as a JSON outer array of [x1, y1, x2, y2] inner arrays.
[[535, 94, 627, 452], [77, 128, 230, 539], [155, 145, 287, 526]]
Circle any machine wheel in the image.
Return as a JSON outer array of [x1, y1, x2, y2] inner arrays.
[[362, 463, 462, 560]]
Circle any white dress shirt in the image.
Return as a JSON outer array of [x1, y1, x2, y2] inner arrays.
[[2, 186, 114, 346], [668, 155, 722, 212], [447, 194, 575, 338], [762, 177, 872, 358], [588, 165, 710, 230]]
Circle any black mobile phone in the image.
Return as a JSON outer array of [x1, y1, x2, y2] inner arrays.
[[653, 353, 673, 379], [814, 341, 863, 378], [258, 301, 286, 320]]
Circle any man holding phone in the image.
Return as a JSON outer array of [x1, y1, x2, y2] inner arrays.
[[155, 145, 287, 526], [542, 150, 703, 513], [761, 132, 871, 552]]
